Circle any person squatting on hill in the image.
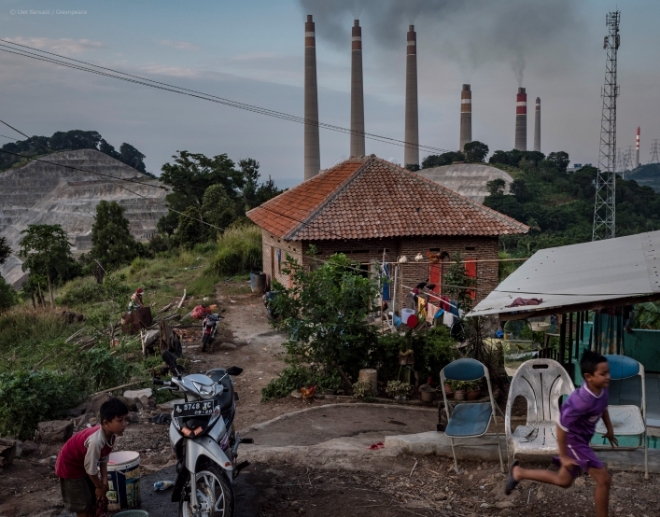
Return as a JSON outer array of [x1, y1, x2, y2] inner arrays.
[[505, 350, 618, 517], [55, 398, 128, 517]]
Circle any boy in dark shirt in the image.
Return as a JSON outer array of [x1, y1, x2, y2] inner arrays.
[[505, 350, 618, 517], [55, 398, 128, 517]]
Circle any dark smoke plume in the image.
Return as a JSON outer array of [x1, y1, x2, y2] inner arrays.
[[298, 0, 582, 86]]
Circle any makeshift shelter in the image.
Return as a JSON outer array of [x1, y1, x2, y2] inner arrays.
[[469, 231, 660, 369]]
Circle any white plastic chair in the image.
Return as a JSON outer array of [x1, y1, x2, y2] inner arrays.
[[594, 355, 648, 479], [505, 358, 575, 466], [440, 358, 505, 473]]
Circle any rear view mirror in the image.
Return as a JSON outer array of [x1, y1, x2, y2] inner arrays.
[[227, 366, 243, 376], [162, 350, 181, 377]]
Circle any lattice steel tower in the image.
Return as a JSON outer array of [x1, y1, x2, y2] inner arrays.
[[593, 11, 621, 241], [651, 139, 660, 164]]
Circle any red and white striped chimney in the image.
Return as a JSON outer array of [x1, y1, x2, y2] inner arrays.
[[635, 127, 640, 168], [514, 87, 527, 151], [533, 97, 541, 152], [459, 84, 472, 153]]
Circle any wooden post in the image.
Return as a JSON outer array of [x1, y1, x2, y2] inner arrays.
[[568, 313, 574, 363]]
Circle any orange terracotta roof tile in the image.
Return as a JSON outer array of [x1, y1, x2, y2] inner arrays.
[[247, 156, 528, 241]]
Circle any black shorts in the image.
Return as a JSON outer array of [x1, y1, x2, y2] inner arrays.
[[60, 476, 96, 513]]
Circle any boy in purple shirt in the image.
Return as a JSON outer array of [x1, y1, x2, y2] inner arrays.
[[505, 350, 618, 517]]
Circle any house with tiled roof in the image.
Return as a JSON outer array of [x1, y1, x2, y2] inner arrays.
[[247, 156, 528, 302]]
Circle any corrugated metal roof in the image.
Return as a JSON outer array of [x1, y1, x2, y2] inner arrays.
[[469, 231, 660, 318]]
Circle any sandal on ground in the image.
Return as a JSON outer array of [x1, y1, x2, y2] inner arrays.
[[504, 460, 520, 495]]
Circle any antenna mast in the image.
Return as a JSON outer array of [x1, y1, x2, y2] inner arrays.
[[592, 10, 620, 241]]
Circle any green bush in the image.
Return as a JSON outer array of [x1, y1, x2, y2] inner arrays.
[[80, 347, 131, 391], [212, 224, 262, 275], [0, 369, 86, 439], [261, 365, 342, 401], [0, 277, 16, 312]]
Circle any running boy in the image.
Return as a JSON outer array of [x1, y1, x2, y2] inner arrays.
[[55, 398, 128, 517], [505, 350, 618, 517]]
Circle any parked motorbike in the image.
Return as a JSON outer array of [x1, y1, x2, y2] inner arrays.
[[201, 313, 222, 352], [153, 351, 253, 517]]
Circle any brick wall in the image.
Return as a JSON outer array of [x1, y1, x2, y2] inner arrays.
[[261, 230, 304, 288], [259, 231, 499, 309]]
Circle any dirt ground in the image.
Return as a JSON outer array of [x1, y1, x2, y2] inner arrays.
[[1, 281, 658, 517]]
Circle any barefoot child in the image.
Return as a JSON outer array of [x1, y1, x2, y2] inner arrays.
[[505, 350, 618, 517], [55, 398, 128, 517]]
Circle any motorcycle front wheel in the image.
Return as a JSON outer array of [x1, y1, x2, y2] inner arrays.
[[201, 334, 211, 353], [179, 465, 234, 517]]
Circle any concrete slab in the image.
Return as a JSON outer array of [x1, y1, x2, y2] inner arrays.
[[386, 431, 660, 474]]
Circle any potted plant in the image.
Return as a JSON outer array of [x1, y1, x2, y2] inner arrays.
[[444, 381, 454, 399], [451, 380, 467, 401], [419, 384, 437, 403], [466, 381, 482, 401], [386, 380, 411, 401]]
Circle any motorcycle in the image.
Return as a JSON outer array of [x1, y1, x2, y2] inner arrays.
[[154, 351, 253, 517], [201, 313, 222, 352]]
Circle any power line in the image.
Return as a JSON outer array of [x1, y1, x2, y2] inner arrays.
[[0, 39, 454, 157]]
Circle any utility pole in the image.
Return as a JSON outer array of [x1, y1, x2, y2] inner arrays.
[[593, 11, 620, 241], [651, 139, 660, 164]]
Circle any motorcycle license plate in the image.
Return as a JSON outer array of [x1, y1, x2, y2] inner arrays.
[[174, 400, 215, 417]]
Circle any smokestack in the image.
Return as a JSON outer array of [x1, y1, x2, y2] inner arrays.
[[533, 97, 541, 152], [304, 15, 320, 180], [350, 20, 365, 157], [635, 127, 640, 168], [459, 84, 472, 153], [514, 87, 527, 151], [404, 25, 419, 168]]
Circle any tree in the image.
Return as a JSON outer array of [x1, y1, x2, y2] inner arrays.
[[0, 277, 15, 312], [159, 151, 245, 233], [545, 151, 570, 173], [0, 237, 11, 265], [202, 184, 235, 237], [19, 225, 74, 307], [119, 143, 147, 173], [510, 179, 531, 202], [90, 201, 141, 273], [486, 178, 506, 196], [463, 141, 489, 163], [172, 206, 206, 249], [421, 151, 465, 169], [405, 163, 420, 172], [270, 253, 379, 389]]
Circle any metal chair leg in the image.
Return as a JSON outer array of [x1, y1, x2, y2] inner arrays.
[[450, 437, 459, 473], [644, 432, 649, 480]]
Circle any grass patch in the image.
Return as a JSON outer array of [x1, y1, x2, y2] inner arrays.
[[212, 224, 262, 276]]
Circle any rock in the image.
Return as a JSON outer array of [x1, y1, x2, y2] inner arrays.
[[494, 501, 514, 509], [574, 477, 585, 487], [290, 390, 302, 399], [20, 440, 38, 458], [0, 438, 17, 467], [86, 393, 113, 416], [127, 412, 140, 424], [35, 421, 73, 444], [67, 406, 85, 418], [124, 388, 153, 400], [146, 396, 157, 409], [117, 396, 137, 412]]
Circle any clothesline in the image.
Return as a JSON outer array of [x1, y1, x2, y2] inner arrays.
[[396, 258, 529, 266], [400, 283, 461, 311]]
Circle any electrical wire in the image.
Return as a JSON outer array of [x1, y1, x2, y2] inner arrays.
[[0, 39, 454, 156]]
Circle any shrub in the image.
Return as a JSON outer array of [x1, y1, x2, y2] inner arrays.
[[0, 277, 16, 312], [352, 380, 374, 401], [0, 369, 86, 439], [212, 224, 262, 275], [261, 365, 342, 401], [79, 347, 131, 391]]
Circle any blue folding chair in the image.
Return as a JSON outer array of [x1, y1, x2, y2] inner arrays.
[[440, 358, 505, 473], [594, 355, 648, 479]]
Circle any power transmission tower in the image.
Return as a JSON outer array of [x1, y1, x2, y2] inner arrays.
[[593, 11, 621, 241], [621, 145, 634, 179], [651, 139, 660, 164]]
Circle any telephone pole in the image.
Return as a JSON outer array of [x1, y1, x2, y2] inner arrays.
[[592, 11, 620, 241]]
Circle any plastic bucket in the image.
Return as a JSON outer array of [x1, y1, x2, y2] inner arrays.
[[113, 511, 149, 517], [250, 271, 267, 295], [107, 451, 141, 511], [401, 309, 415, 325]]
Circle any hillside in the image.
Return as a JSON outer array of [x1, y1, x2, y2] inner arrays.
[[626, 163, 660, 192], [0, 149, 167, 287], [484, 162, 660, 254]]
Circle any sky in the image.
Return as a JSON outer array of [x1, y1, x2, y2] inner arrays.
[[0, 0, 658, 188]]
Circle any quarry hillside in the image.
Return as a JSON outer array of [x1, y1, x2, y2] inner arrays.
[[0, 149, 167, 287]]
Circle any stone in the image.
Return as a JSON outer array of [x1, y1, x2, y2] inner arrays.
[[86, 393, 113, 416], [35, 420, 73, 444], [494, 501, 514, 509], [20, 440, 38, 457], [124, 388, 153, 400], [127, 412, 140, 424], [574, 477, 585, 487], [117, 396, 137, 412], [291, 390, 302, 399]]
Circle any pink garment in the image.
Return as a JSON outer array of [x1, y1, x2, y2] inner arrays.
[[505, 297, 543, 308], [427, 302, 439, 323]]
